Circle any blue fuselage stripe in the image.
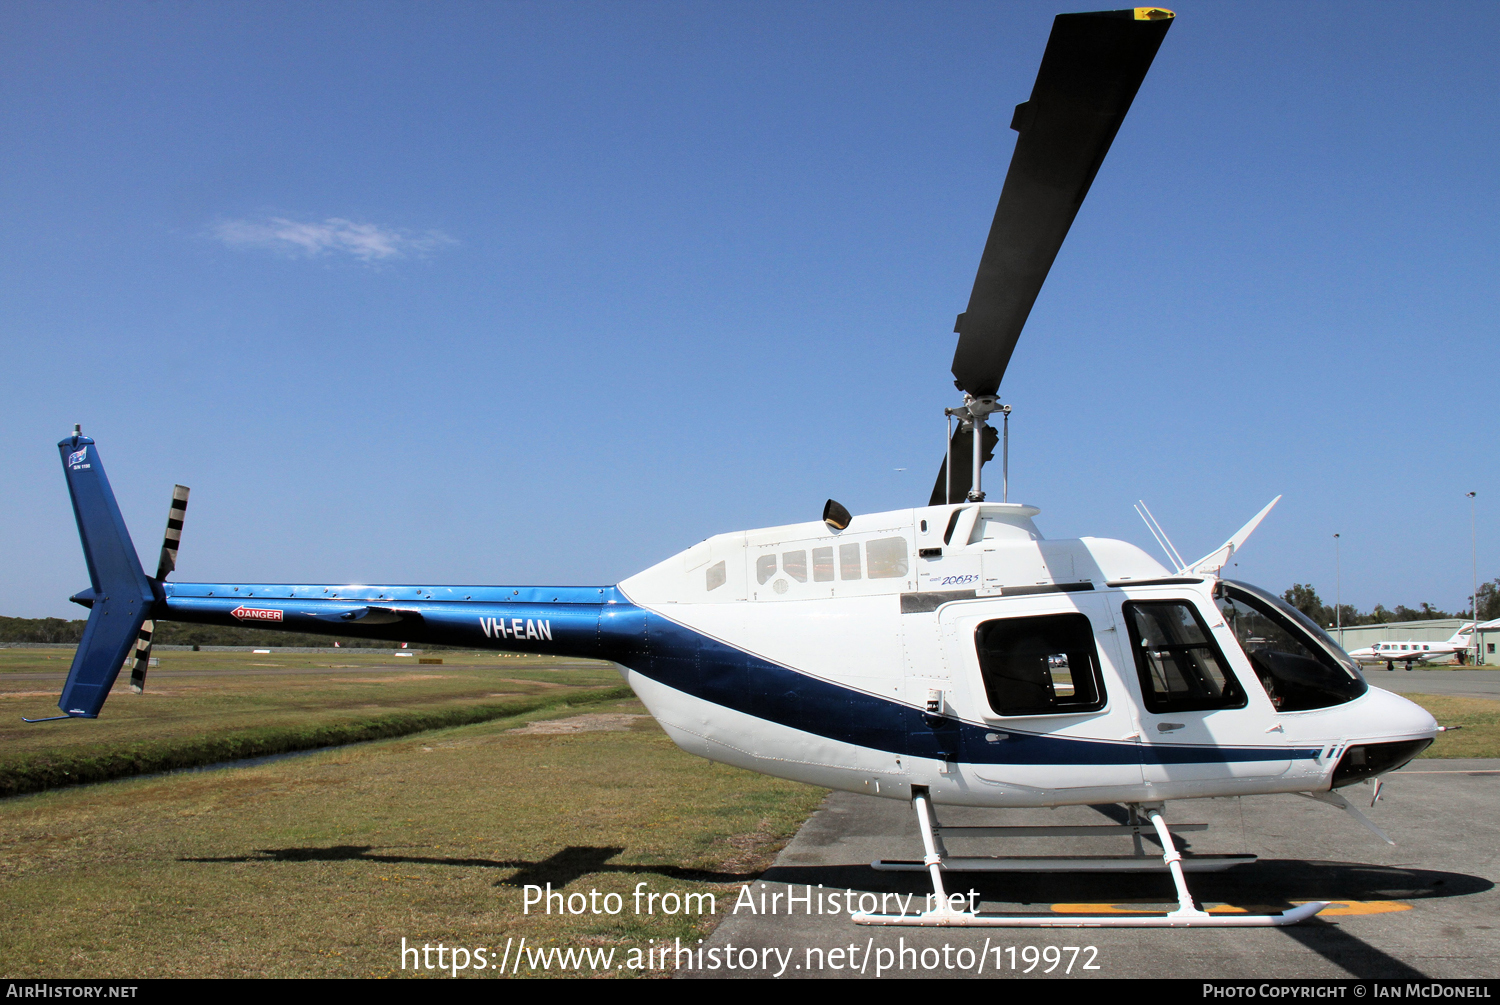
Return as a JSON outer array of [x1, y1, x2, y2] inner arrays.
[[160, 586, 1315, 767]]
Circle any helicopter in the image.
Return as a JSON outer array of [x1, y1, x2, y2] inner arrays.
[[40, 8, 1440, 929]]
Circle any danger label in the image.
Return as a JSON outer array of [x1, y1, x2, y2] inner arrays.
[[231, 606, 283, 622]]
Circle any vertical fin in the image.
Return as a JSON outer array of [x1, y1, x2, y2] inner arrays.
[[54, 432, 155, 719]]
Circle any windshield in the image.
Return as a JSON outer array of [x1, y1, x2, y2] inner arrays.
[[1216, 580, 1367, 712]]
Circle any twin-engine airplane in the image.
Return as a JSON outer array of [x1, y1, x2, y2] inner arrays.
[[1348, 626, 1475, 671], [40, 9, 1439, 928]]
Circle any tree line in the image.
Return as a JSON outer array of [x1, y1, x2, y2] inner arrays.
[[0, 616, 405, 649], [1281, 578, 1500, 628]]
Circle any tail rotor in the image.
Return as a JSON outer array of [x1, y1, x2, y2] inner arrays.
[[155, 485, 189, 581], [128, 485, 190, 693]]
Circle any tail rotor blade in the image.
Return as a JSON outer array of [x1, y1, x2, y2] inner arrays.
[[155, 485, 189, 581], [127, 621, 154, 694]]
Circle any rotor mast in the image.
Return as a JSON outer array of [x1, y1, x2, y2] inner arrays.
[[945, 396, 1010, 502]]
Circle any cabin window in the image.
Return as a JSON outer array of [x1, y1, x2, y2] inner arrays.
[[1124, 601, 1246, 714], [782, 550, 807, 583], [706, 561, 726, 591], [755, 554, 778, 585], [865, 537, 909, 579], [839, 542, 862, 580], [812, 547, 834, 582], [972, 613, 1107, 717], [1214, 581, 1366, 711]]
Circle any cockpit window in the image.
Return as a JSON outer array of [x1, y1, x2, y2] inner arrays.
[[1215, 581, 1367, 712], [1124, 601, 1246, 713]]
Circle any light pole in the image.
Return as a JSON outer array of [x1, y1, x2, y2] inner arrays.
[[1334, 532, 1342, 648], [1469, 492, 1478, 665]]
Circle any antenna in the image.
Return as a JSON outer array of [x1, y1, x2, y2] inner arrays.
[[1135, 500, 1186, 573]]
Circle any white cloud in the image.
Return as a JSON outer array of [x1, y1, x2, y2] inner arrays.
[[210, 216, 453, 262]]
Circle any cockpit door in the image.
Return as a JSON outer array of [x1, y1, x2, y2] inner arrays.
[[1117, 594, 1290, 791]]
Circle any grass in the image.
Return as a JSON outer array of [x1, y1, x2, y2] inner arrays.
[[0, 648, 627, 796], [1405, 694, 1500, 758], [0, 697, 828, 978]]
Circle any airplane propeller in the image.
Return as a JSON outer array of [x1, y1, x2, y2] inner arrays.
[[931, 7, 1174, 505], [126, 485, 189, 693]]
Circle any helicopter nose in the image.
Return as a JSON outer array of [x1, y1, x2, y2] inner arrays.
[[1326, 686, 1438, 787], [1359, 686, 1439, 742]]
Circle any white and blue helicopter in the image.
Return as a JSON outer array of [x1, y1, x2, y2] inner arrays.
[[41, 8, 1439, 929]]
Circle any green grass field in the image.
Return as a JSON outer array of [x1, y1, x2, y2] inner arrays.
[[0, 649, 1490, 978], [0, 695, 828, 978], [1407, 694, 1500, 758], [0, 649, 628, 795]]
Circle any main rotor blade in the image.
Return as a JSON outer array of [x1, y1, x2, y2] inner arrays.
[[950, 8, 1174, 397], [928, 423, 998, 506]]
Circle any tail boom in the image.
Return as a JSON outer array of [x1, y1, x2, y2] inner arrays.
[[156, 582, 624, 658]]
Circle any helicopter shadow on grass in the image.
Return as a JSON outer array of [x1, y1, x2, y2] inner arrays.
[[181, 844, 763, 887]]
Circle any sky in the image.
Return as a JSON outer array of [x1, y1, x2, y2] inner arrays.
[[2, 1, 1496, 620]]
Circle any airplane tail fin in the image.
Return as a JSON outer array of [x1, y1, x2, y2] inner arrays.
[[1449, 623, 1476, 646], [48, 429, 156, 719]]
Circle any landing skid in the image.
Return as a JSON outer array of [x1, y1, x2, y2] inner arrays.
[[872, 854, 1254, 873], [853, 788, 1327, 929]]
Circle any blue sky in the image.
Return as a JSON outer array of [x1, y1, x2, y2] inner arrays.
[[2, 1, 1495, 619]]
